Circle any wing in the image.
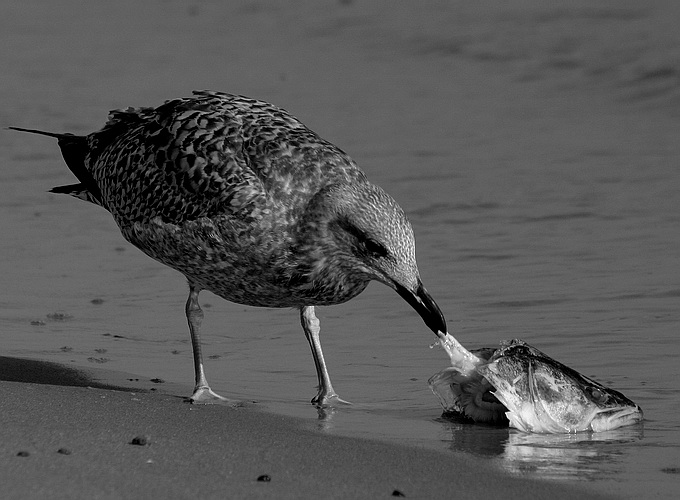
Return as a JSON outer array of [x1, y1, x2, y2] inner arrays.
[[87, 90, 364, 225]]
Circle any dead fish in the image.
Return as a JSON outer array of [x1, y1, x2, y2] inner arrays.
[[429, 336, 643, 433], [428, 347, 509, 425], [479, 340, 643, 433]]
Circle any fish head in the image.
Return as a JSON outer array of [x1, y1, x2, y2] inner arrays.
[[476, 340, 643, 433], [428, 346, 509, 425]]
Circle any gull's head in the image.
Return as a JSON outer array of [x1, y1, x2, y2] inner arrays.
[[313, 182, 446, 336]]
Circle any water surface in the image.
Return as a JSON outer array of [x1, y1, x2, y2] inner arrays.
[[2, 1, 679, 498]]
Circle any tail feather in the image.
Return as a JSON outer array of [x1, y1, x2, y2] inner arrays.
[[49, 183, 101, 204], [8, 126, 104, 206], [7, 126, 71, 139]]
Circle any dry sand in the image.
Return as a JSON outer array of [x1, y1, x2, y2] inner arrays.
[[0, 358, 608, 499]]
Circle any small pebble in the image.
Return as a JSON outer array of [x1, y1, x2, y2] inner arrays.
[[130, 435, 151, 446], [30, 320, 46, 326], [87, 357, 109, 364], [17, 451, 30, 457], [57, 448, 72, 455], [150, 378, 165, 384], [392, 490, 405, 497], [47, 312, 73, 321], [91, 298, 105, 305], [256, 474, 271, 482]]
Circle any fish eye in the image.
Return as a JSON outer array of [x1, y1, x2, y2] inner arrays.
[[588, 387, 607, 403]]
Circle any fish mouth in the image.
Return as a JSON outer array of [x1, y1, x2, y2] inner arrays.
[[395, 279, 447, 336], [591, 405, 644, 432]]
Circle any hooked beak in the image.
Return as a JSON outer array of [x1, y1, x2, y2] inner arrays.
[[395, 279, 447, 336]]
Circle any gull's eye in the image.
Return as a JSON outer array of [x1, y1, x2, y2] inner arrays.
[[336, 217, 389, 259], [364, 238, 388, 258]]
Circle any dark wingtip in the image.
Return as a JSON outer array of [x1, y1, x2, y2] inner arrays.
[[49, 183, 99, 204], [11, 126, 103, 205], [7, 126, 71, 139], [49, 184, 81, 195]]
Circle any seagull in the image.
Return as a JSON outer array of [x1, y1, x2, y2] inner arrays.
[[10, 90, 447, 406]]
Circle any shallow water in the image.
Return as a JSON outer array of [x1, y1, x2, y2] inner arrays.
[[2, 1, 680, 498]]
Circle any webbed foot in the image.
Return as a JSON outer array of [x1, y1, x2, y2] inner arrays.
[[187, 386, 232, 405], [311, 392, 353, 408]]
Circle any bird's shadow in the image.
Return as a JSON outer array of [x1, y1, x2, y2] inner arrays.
[[0, 356, 147, 392]]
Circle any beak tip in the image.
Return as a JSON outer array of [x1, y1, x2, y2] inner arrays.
[[396, 281, 447, 336]]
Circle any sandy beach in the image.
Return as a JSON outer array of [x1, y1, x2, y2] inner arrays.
[[0, 358, 607, 499]]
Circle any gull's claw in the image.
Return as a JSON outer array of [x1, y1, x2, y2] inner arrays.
[[188, 386, 232, 405], [312, 392, 353, 408]]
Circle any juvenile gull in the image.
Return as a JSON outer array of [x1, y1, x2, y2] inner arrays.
[[11, 90, 447, 405]]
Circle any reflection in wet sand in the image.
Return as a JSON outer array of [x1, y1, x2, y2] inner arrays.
[[436, 416, 510, 457], [437, 414, 644, 481], [501, 427, 644, 480]]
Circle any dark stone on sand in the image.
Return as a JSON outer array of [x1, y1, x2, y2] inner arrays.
[[47, 312, 73, 321], [130, 435, 151, 446], [57, 448, 72, 455], [256, 474, 271, 482], [86, 357, 109, 364], [17, 451, 30, 457]]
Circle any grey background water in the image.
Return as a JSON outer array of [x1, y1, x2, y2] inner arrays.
[[1, 1, 679, 497]]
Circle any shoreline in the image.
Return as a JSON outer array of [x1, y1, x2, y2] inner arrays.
[[0, 357, 609, 499]]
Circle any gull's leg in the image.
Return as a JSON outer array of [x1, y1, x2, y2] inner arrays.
[[300, 306, 350, 406], [186, 283, 229, 403]]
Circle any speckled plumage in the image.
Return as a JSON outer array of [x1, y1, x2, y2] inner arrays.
[[12, 90, 446, 404]]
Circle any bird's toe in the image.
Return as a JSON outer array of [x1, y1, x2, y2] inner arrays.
[[188, 386, 232, 405], [311, 393, 353, 408]]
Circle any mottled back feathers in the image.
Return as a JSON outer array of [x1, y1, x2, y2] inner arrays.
[[83, 90, 366, 226], [16, 91, 422, 309]]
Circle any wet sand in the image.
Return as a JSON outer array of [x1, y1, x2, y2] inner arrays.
[[0, 358, 605, 499]]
